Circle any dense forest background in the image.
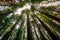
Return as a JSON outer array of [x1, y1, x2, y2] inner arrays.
[[0, 0, 60, 40]]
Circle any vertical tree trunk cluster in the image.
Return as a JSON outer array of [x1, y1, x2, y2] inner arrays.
[[1, 13, 23, 40], [0, 0, 60, 40], [34, 13, 60, 40]]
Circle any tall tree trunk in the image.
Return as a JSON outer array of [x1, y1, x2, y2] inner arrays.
[[31, 15, 48, 40], [32, 18, 52, 40], [36, 10, 60, 23], [0, 11, 13, 23], [34, 13, 60, 40], [15, 19, 24, 40], [27, 14, 34, 40], [33, 23, 40, 40], [1, 19, 19, 40], [49, 9, 60, 13], [1, 14, 23, 40]]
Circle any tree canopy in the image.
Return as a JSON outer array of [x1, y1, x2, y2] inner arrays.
[[0, 0, 60, 40]]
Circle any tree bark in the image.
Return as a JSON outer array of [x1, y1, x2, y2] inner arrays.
[[15, 20, 24, 40], [31, 15, 47, 40], [33, 23, 40, 40], [27, 14, 34, 40], [34, 13, 60, 40], [36, 10, 60, 23], [0, 11, 13, 23], [1, 19, 19, 40], [1, 14, 23, 40]]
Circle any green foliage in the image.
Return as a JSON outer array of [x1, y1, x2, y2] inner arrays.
[[0, 0, 60, 40]]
